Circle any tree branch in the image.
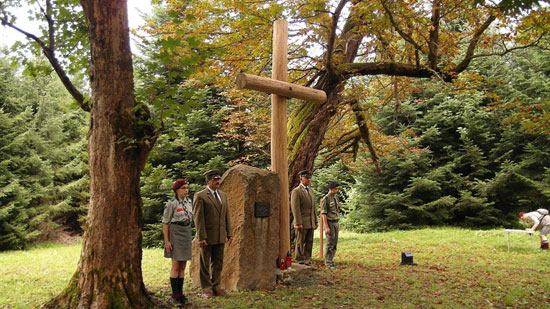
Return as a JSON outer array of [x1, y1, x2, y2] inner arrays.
[[380, 0, 425, 53], [326, 0, 349, 74], [457, 34, 545, 67], [37, 0, 55, 50], [305, 69, 325, 87], [333, 127, 360, 148], [340, 62, 452, 80], [348, 99, 381, 172], [0, 10, 88, 111], [320, 130, 359, 156], [428, 0, 440, 70], [453, 14, 497, 73], [318, 136, 360, 169]]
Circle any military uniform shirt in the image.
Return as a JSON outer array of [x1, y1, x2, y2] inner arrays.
[[320, 193, 339, 221], [291, 184, 317, 229], [162, 197, 193, 225], [526, 211, 550, 228]]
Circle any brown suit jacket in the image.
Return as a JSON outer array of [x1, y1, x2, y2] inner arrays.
[[291, 185, 317, 229], [193, 187, 233, 245]]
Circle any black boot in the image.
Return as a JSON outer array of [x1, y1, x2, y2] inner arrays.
[[177, 278, 190, 305], [542, 241, 549, 250], [170, 277, 183, 306]]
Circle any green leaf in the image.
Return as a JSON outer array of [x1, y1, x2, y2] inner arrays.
[[159, 37, 181, 51], [186, 36, 201, 49]]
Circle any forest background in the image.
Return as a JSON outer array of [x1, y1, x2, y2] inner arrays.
[[1, 0, 550, 252]]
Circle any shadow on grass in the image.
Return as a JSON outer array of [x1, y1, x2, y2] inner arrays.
[[284, 269, 321, 288]]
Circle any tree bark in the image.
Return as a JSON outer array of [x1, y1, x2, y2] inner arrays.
[[46, 0, 152, 307], [349, 100, 381, 173], [428, 0, 440, 70], [288, 78, 343, 189]]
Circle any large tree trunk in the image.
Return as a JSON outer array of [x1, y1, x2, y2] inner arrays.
[[46, 0, 152, 307], [288, 77, 343, 189]]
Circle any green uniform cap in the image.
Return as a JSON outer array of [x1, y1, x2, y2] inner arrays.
[[204, 169, 222, 180]]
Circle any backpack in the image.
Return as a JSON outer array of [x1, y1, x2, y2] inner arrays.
[[537, 209, 549, 228]]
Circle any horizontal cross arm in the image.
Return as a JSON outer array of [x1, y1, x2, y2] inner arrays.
[[237, 73, 326, 104]]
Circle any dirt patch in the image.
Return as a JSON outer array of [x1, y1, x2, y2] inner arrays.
[[285, 270, 319, 287], [38, 227, 82, 245]]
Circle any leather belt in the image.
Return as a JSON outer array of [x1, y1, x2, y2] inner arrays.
[[171, 221, 190, 226]]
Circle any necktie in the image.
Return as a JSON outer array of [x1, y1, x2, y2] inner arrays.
[[214, 191, 221, 203]]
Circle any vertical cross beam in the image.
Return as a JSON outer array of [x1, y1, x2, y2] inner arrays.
[[271, 20, 290, 261], [237, 20, 326, 261]]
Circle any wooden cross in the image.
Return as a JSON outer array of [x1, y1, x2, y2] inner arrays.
[[236, 20, 327, 260]]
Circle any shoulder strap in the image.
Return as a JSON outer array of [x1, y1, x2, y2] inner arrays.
[[321, 195, 328, 207]]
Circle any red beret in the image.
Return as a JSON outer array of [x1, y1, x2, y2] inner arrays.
[[518, 211, 525, 218], [172, 179, 188, 191]]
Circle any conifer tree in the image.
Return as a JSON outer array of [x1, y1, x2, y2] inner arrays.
[[0, 57, 88, 250], [347, 49, 550, 230]]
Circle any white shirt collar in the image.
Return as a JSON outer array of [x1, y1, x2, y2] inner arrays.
[[207, 186, 222, 203], [207, 186, 217, 195]]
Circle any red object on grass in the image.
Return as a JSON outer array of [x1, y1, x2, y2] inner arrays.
[[285, 252, 292, 267]]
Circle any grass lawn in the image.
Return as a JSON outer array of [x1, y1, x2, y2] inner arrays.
[[1, 228, 549, 308]]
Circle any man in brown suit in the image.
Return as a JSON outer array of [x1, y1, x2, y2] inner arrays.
[[193, 169, 233, 299], [291, 170, 317, 265]]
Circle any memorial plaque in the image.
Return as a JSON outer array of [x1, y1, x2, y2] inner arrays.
[[400, 252, 416, 265], [255, 202, 270, 218]]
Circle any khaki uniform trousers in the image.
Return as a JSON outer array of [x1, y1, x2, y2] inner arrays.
[[295, 228, 314, 264], [324, 220, 339, 265], [539, 215, 550, 236], [199, 243, 225, 292]]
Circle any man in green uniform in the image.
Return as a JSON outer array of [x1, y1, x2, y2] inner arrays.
[[291, 170, 317, 265], [320, 181, 340, 267], [193, 169, 233, 299]]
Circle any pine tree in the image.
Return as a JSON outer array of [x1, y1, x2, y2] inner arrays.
[[0, 57, 88, 250], [346, 49, 550, 230]]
